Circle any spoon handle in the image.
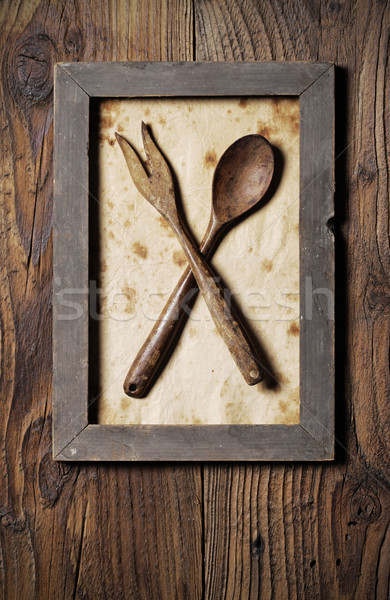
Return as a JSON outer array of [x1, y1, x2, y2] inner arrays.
[[124, 219, 222, 397], [170, 216, 264, 387]]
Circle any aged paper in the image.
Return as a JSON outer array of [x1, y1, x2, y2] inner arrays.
[[94, 96, 300, 425]]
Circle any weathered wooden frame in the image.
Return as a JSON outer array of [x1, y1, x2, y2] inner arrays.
[[53, 61, 334, 461]]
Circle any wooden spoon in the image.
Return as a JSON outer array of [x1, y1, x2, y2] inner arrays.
[[118, 128, 274, 397]]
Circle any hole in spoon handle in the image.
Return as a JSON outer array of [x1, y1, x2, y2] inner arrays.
[[248, 366, 264, 385], [123, 372, 146, 398]]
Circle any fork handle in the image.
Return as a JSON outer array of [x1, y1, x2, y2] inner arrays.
[[124, 220, 218, 397]]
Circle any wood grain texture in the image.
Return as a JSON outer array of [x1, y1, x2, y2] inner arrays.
[[1, 0, 389, 599], [196, 0, 390, 598], [0, 1, 202, 599]]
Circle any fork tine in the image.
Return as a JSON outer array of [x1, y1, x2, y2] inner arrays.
[[115, 132, 151, 199], [141, 122, 174, 189]]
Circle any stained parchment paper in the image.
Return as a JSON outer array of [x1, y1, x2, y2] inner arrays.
[[93, 96, 300, 425]]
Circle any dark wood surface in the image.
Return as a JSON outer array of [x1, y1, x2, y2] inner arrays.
[[0, 1, 389, 599]]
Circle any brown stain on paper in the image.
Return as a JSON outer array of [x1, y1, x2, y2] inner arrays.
[[121, 284, 137, 314], [176, 411, 203, 425], [172, 249, 186, 268], [190, 414, 203, 425], [271, 97, 296, 117], [121, 396, 131, 411], [225, 401, 253, 424], [262, 259, 273, 272], [271, 98, 299, 136], [278, 400, 289, 414], [257, 122, 280, 140], [204, 150, 217, 168], [132, 241, 148, 259], [220, 379, 230, 398], [277, 386, 300, 424], [238, 98, 249, 108], [120, 396, 144, 423], [257, 98, 300, 140], [277, 400, 295, 424], [100, 112, 116, 130], [287, 321, 300, 337], [290, 117, 299, 136], [280, 374, 291, 386], [100, 100, 120, 128]]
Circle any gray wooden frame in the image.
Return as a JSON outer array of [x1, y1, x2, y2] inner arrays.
[[53, 61, 334, 461]]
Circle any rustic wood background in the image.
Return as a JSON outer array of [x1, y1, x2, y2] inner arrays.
[[0, 0, 389, 598]]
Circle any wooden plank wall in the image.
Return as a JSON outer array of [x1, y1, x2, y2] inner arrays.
[[0, 1, 388, 598]]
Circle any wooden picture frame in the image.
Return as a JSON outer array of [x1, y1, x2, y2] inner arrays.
[[53, 61, 335, 461]]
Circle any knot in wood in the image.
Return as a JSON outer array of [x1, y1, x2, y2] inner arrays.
[[349, 486, 381, 524], [364, 273, 390, 314], [38, 449, 74, 508], [12, 34, 55, 103], [1, 513, 27, 532], [64, 27, 83, 56], [327, 1, 341, 13], [251, 534, 265, 559]]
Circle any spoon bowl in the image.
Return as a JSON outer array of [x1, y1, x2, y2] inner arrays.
[[212, 134, 274, 224]]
